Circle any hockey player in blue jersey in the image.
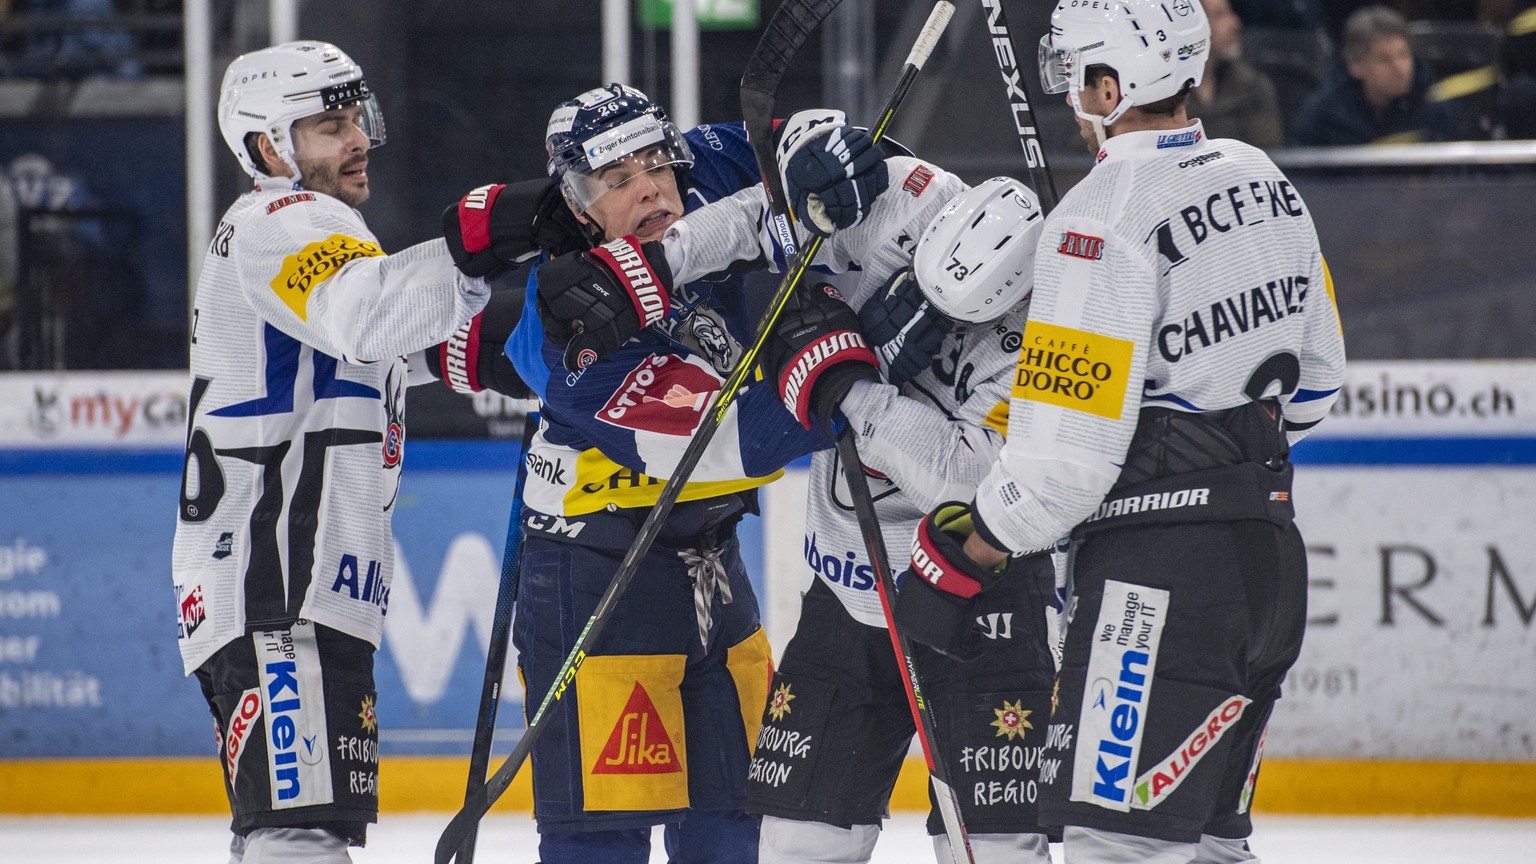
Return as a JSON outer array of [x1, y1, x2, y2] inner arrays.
[[437, 84, 891, 864]]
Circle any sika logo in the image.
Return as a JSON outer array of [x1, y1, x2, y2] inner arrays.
[[592, 682, 681, 774]]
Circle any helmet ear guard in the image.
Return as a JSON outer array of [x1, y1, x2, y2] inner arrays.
[[912, 177, 1045, 324]]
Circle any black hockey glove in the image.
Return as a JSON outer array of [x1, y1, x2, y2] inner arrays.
[[774, 109, 889, 237], [442, 179, 589, 279], [858, 268, 953, 388], [536, 235, 673, 372], [761, 282, 881, 430], [424, 288, 531, 399], [894, 502, 1006, 660]]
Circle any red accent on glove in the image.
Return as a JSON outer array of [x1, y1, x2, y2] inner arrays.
[[457, 183, 505, 254], [777, 329, 878, 429], [910, 517, 984, 599], [439, 313, 483, 394], [587, 235, 670, 329]]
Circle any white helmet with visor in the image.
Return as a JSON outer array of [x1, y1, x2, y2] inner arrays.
[[1038, 0, 1210, 128], [218, 41, 386, 181]]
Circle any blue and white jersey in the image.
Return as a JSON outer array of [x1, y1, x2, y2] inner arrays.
[[172, 176, 489, 674], [507, 122, 829, 517]]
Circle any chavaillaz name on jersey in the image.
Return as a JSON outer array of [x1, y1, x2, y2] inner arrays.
[[1157, 275, 1309, 363]]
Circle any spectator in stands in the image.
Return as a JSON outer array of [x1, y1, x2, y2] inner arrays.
[[1498, 0, 1536, 137], [1288, 5, 1477, 145], [1191, 0, 1285, 148]]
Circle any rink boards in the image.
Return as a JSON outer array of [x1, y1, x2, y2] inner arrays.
[[0, 361, 1532, 815]]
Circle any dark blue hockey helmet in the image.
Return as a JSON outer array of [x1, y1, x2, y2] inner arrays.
[[545, 83, 694, 214]]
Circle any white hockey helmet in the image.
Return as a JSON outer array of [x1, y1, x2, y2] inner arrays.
[[218, 41, 386, 180], [1038, 0, 1210, 126], [913, 177, 1045, 324]]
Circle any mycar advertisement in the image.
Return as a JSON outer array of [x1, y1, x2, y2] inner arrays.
[[0, 363, 1532, 764]]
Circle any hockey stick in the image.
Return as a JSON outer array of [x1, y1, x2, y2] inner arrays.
[[431, 6, 953, 862], [834, 431, 975, 863], [978, 0, 1059, 211], [454, 405, 538, 864]]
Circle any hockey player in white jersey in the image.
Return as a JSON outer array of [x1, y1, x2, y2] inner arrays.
[[894, 2, 1347, 863], [171, 41, 491, 863], [645, 112, 1061, 863]]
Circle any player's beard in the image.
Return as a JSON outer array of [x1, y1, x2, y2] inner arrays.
[[298, 155, 370, 208]]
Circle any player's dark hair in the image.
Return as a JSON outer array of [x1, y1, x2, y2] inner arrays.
[[1085, 64, 1191, 117]]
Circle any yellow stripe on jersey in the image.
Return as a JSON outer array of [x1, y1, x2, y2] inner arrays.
[[982, 400, 1010, 437], [270, 234, 384, 321], [1012, 320, 1134, 420], [563, 448, 783, 516], [1321, 255, 1341, 337]]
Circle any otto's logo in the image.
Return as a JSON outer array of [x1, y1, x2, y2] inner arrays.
[[598, 354, 720, 437], [1057, 231, 1104, 261], [902, 165, 935, 197], [270, 234, 385, 321], [592, 682, 681, 775]]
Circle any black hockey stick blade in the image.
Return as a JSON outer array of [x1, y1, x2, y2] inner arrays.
[[834, 430, 974, 864], [977, 0, 1060, 212], [455, 407, 538, 864]]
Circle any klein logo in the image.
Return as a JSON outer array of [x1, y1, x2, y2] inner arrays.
[[263, 659, 305, 802], [592, 682, 681, 775], [902, 165, 935, 197], [1057, 231, 1104, 260]]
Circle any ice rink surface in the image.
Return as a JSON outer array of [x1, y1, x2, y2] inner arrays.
[[6, 813, 1535, 863]]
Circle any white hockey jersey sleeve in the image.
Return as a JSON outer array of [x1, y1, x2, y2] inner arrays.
[[231, 185, 489, 362], [662, 156, 965, 304]]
